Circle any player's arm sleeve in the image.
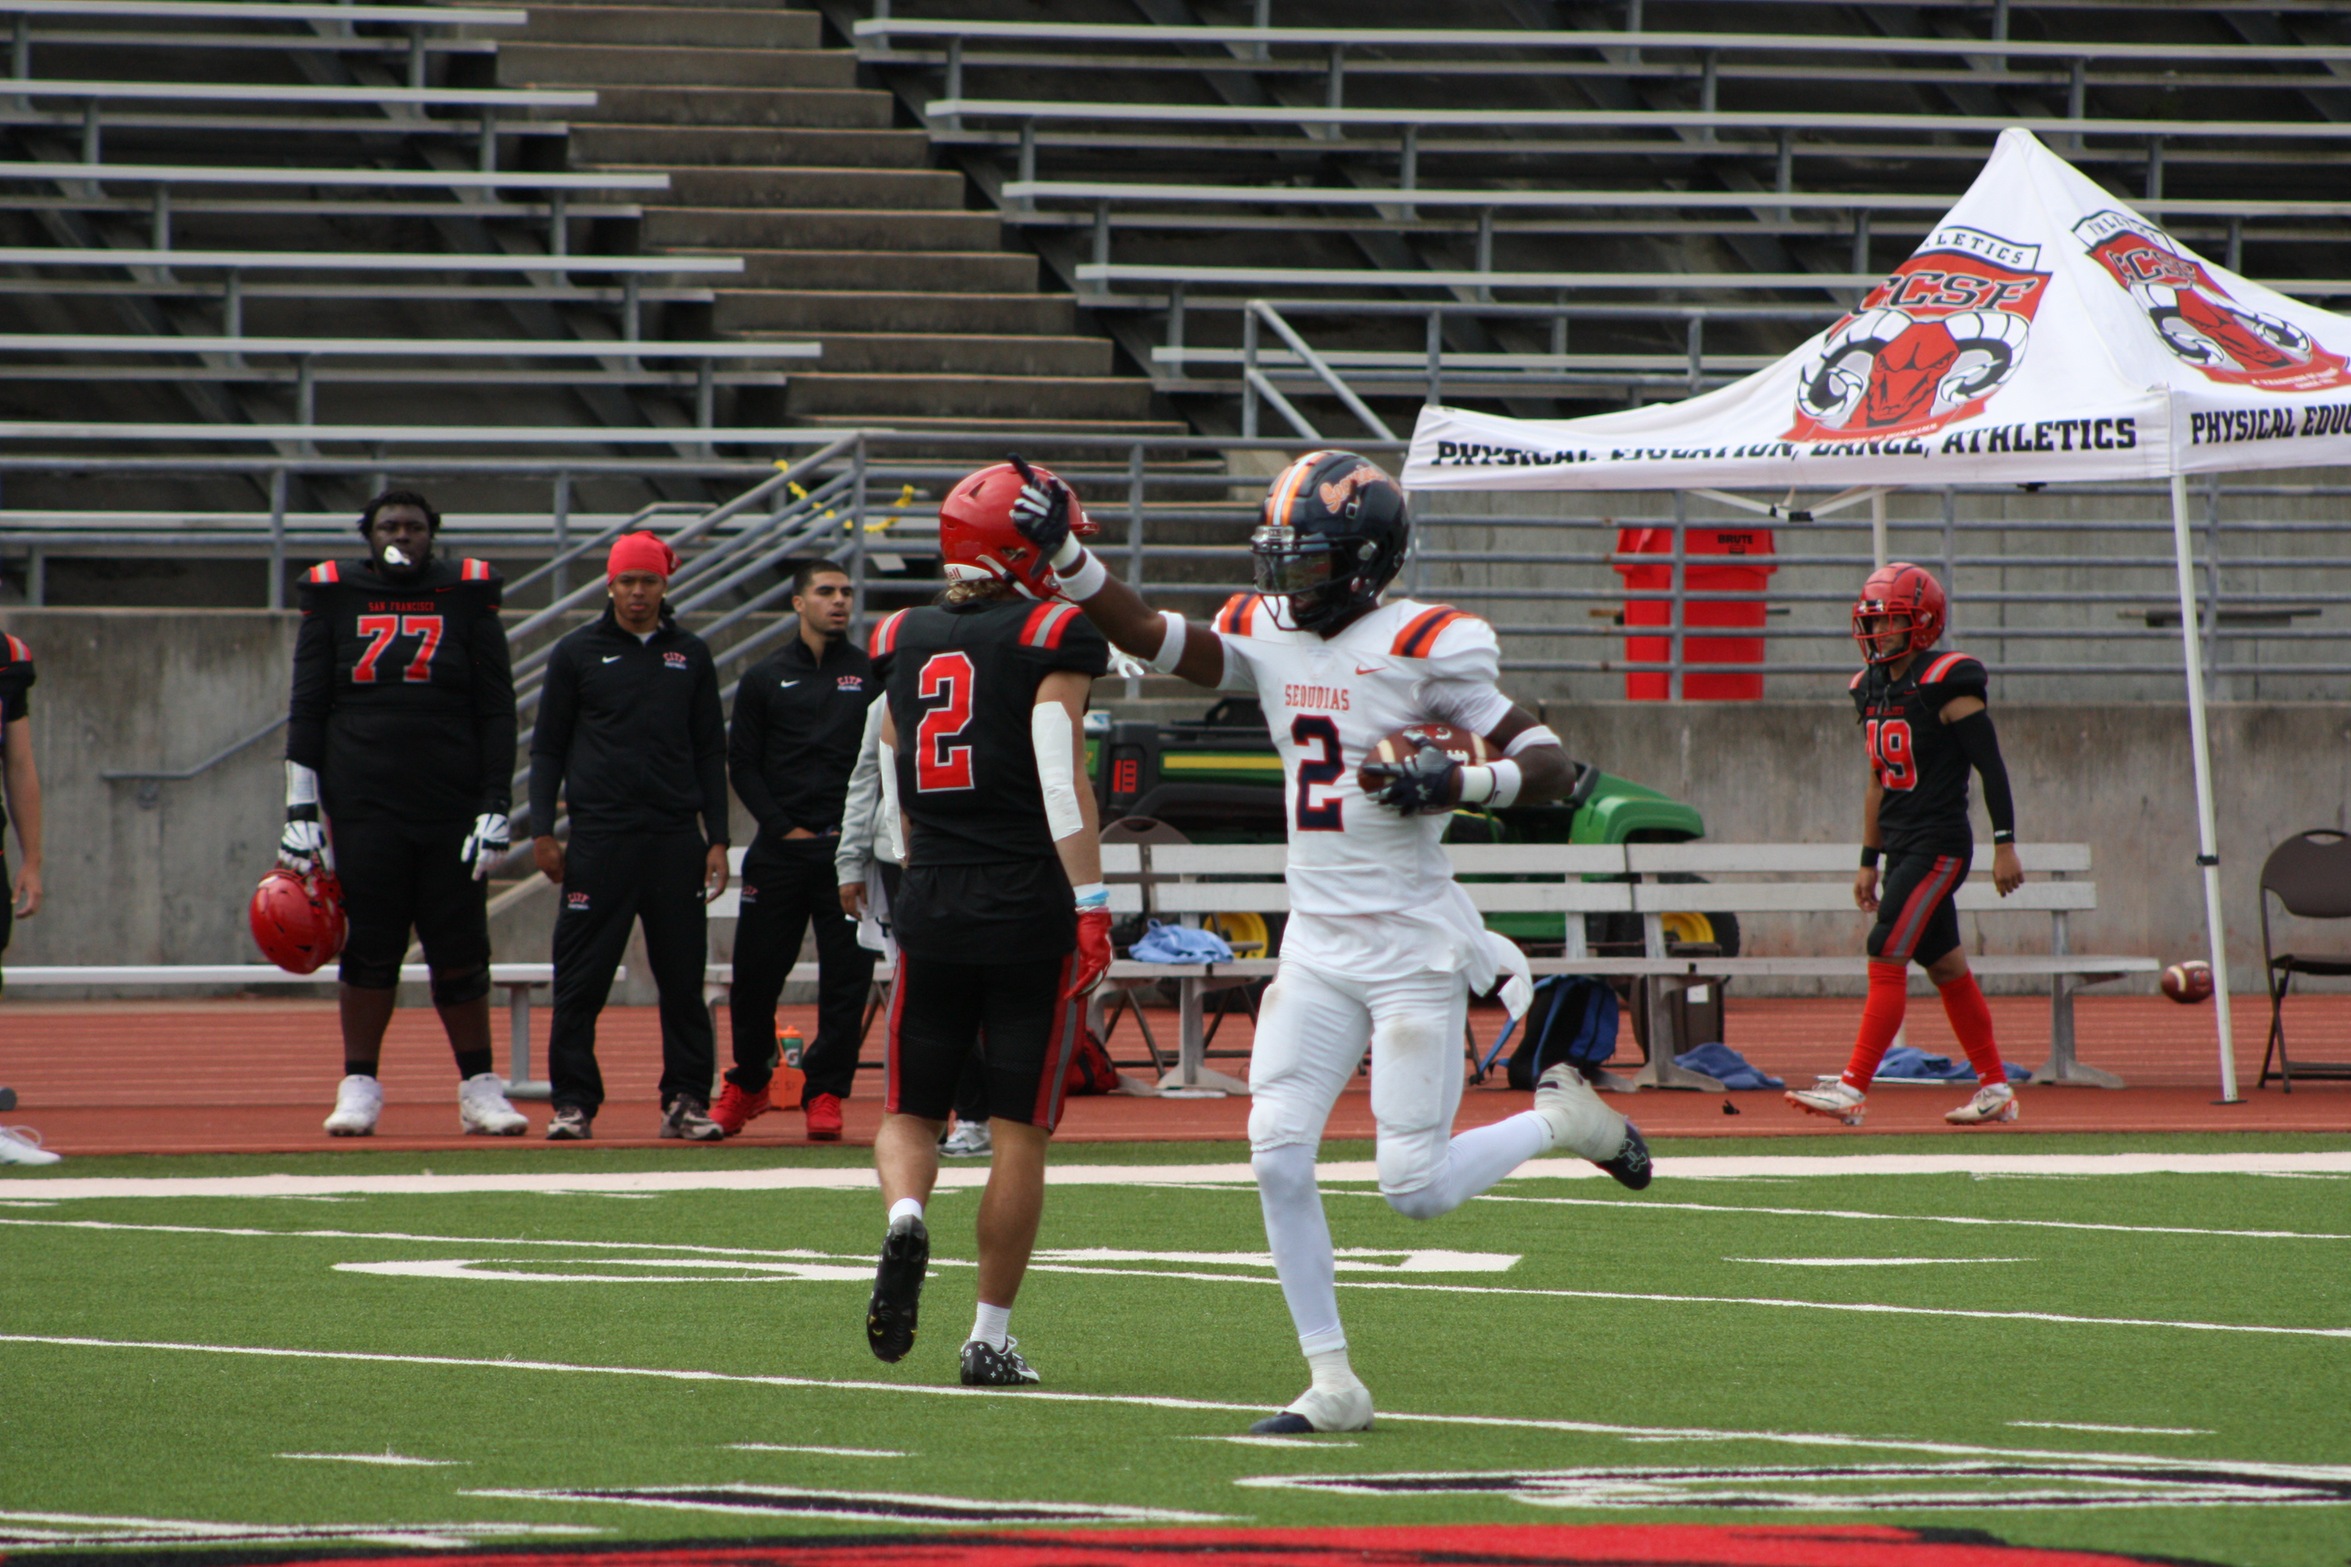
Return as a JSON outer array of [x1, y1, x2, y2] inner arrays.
[[527, 638, 576, 833], [286, 596, 332, 769], [469, 600, 517, 816], [1414, 615, 1514, 736], [1948, 709, 2016, 841], [693, 650, 730, 845], [727, 674, 785, 832], [835, 695, 888, 885]]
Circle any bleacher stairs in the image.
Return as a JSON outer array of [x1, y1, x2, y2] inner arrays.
[[505, 0, 1180, 435]]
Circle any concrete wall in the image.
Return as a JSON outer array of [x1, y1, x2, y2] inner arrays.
[[2, 611, 2344, 995]]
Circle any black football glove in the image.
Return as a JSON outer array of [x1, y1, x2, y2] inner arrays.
[[1360, 739, 1461, 817], [1006, 452, 1075, 561]]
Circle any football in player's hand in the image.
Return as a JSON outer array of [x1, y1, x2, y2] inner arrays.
[[1358, 722, 1495, 796], [2160, 959, 2215, 1004]]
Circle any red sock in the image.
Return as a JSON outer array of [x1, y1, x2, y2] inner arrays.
[[1937, 970, 2006, 1086], [1840, 961, 1909, 1091]]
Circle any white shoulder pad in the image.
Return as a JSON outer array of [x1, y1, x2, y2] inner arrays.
[[1419, 611, 1501, 685]]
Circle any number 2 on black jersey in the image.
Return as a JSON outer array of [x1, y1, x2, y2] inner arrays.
[[914, 651, 976, 792], [1866, 717, 1916, 790], [1291, 715, 1344, 831]]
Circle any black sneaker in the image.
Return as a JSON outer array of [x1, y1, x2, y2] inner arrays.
[[1596, 1120, 1652, 1191], [866, 1216, 928, 1363], [545, 1104, 593, 1141], [959, 1337, 1041, 1387], [660, 1096, 724, 1142]]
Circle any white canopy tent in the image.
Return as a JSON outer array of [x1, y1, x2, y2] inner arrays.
[[1404, 127, 2351, 1098]]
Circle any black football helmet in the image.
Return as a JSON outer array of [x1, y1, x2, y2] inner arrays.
[[1250, 450, 1409, 635]]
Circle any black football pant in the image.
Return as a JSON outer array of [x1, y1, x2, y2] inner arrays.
[[726, 835, 874, 1101], [547, 828, 714, 1117], [331, 816, 491, 1001], [1868, 849, 1970, 968]]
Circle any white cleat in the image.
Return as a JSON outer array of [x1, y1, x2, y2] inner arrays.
[[1533, 1062, 1629, 1160], [0, 1125, 61, 1166], [458, 1072, 529, 1136], [1249, 1379, 1374, 1436], [323, 1073, 384, 1137], [1787, 1079, 1867, 1126], [1945, 1081, 2020, 1126]]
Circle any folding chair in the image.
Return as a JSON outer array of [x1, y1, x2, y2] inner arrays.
[[2256, 828, 2351, 1091]]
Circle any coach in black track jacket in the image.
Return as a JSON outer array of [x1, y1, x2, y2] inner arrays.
[[283, 489, 525, 1140], [529, 531, 731, 1141]]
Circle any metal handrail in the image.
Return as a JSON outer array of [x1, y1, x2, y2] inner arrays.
[[1239, 300, 1396, 443]]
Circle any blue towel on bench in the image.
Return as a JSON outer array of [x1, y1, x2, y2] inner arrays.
[[1673, 1041, 1783, 1090], [1872, 1046, 2032, 1084]]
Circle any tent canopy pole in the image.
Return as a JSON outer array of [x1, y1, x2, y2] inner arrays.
[[2169, 471, 2239, 1102]]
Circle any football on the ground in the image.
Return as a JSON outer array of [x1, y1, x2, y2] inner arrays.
[[2160, 959, 2215, 1004], [1358, 722, 1495, 794]]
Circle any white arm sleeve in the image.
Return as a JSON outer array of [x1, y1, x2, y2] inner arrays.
[[876, 736, 906, 865], [286, 760, 320, 809], [1031, 700, 1085, 842]]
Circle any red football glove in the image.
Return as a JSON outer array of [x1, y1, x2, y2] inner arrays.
[[1067, 906, 1114, 999]]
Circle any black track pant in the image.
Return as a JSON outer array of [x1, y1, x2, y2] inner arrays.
[[547, 828, 713, 1116], [726, 835, 874, 1100]]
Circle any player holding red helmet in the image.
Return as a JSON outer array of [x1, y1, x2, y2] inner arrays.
[[1788, 563, 2027, 1128], [861, 458, 1112, 1391]]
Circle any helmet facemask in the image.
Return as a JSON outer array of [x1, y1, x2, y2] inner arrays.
[[1251, 521, 1386, 634], [1852, 603, 1921, 665]]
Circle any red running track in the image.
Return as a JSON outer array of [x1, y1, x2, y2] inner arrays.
[[0, 992, 2343, 1157]]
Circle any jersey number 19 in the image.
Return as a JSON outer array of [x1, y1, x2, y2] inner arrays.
[[1866, 717, 1916, 790]]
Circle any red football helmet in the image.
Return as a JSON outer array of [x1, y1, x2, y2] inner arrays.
[[938, 460, 1098, 600], [250, 867, 347, 975], [1852, 562, 1947, 665]]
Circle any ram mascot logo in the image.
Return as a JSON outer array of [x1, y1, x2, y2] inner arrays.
[[2073, 209, 2349, 393], [1785, 225, 2048, 441]]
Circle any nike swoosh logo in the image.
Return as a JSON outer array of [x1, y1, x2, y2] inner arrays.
[[601, 655, 622, 664], [779, 680, 800, 689], [1355, 663, 1384, 676]]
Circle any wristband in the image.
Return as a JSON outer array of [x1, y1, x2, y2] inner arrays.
[[1860, 846, 1882, 869], [1056, 546, 1108, 601], [1073, 881, 1110, 910], [1047, 532, 1085, 571], [1992, 830, 2015, 845], [1457, 759, 1523, 810]]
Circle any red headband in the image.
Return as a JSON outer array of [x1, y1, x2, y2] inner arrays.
[[607, 531, 679, 582]]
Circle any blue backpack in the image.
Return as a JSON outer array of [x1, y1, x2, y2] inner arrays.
[[1488, 976, 1621, 1090]]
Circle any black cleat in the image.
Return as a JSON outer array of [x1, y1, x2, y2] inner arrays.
[[1248, 1413, 1317, 1435], [1596, 1120, 1652, 1190], [865, 1216, 928, 1363], [959, 1337, 1041, 1386]]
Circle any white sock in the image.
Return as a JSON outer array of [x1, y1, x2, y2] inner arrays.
[[1536, 1072, 1629, 1160], [1306, 1344, 1360, 1394], [1252, 1143, 1344, 1356], [887, 1197, 923, 1228], [970, 1301, 1011, 1349], [1403, 1112, 1552, 1216]]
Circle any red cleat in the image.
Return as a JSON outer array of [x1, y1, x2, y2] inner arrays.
[[805, 1092, 844, 1141], [710, 1081, 773, 1137]]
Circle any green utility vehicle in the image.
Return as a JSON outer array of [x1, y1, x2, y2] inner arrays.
[[1086, 699, 1738, 959]]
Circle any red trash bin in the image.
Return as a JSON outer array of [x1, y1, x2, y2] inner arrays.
[[1613, 525, 1778, 700]]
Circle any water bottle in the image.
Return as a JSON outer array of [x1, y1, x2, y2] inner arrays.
[[773, 1023, 807, 1110]]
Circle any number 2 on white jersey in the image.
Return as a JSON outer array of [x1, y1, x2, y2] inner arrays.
[[1290, 715, 1345, 831]]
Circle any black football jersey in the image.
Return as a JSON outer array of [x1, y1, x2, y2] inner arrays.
[[288, 555, 519, 824], [0, 632, 31, 835], [879, 597, 1109, 868], [1851, 650, 1989, 856]]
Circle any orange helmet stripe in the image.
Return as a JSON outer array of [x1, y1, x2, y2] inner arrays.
[[1266, 451, 1332, 531]]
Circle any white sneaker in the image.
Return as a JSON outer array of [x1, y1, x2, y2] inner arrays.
[[323, 1073, 383, 1137], [1787, 1079, 1867, 1125], [939, 1120, 992, 1158], [1533, 1063, 1627, 1160], [0, 1125, 61, 1166], [458, 1072, 528, 1136], [1249, 1378, 1374, 1435], [1946, 1080, 2020, 1126]]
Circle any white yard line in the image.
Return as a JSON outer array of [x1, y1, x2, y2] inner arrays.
[[726, 1444, 909, 1459], [1724, 1257, 2028, 1266], [2009, 1422, 2215, 1436], [13, 1150, 2351, 1201], [6, 1332, 2346, 1485], [277, 1453, 463, 1467], [1467, 1193, 2351, 1241]]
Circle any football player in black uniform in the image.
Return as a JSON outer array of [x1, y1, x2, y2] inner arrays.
[[1788, 563, 2026, 1128], [863, 460, 1112, 1390], [285, 490, 527, 1138]]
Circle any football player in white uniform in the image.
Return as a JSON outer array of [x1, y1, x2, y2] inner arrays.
[[1011, 450, 1651, 1434]]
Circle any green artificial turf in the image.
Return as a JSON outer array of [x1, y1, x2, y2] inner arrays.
[[3, 1135, 2347, 1564]]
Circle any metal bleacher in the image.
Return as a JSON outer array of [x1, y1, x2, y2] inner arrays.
[[841, 1, 2351, 428], [0, 0, 817, 505]]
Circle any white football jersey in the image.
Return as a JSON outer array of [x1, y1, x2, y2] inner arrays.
[[1208, 593, 1514, 920]]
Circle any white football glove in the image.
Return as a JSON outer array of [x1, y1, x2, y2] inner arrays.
[[279, 761, 328, 875], [461, 812, 511, 881]]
